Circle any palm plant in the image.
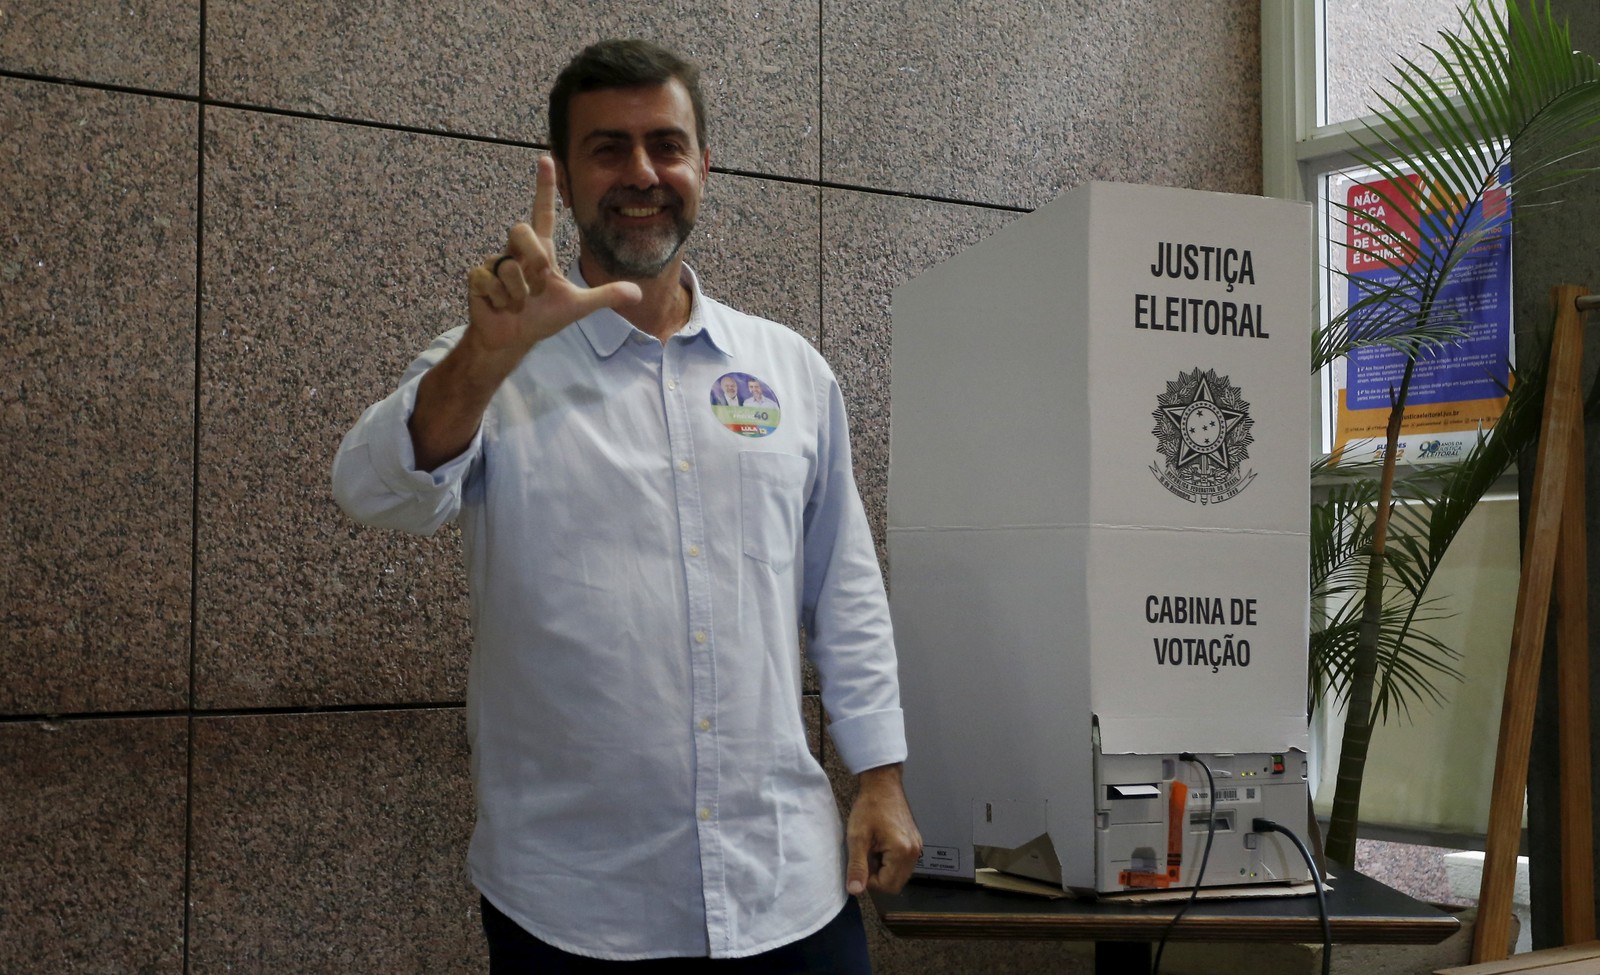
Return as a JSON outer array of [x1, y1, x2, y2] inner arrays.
[[1311, 0, 1600, 868]]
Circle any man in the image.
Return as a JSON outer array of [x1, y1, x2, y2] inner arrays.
[[712, 373, 742, 406], [742, 377, 777, 408], [332, 39, 920, 972]]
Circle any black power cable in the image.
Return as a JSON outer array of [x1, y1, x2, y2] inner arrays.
[[1151, 753, 1217, 975], [1253, 818, 1333, 975]]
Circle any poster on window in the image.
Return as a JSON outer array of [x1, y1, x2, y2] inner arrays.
[[1330, 165, 1512, 466]]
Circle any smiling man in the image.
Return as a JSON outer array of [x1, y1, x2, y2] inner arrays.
[[332, 39, 918, 974]]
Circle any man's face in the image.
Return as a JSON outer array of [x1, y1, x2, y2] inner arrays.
[[721, 377, 739, 399], [747, 379, 763, 399], [556, 79, 709, 282]]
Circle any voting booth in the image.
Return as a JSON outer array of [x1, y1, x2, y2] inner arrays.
[[887, 181, 1315, 894]]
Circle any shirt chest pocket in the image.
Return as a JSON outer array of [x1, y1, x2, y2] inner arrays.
[[739, 451, 810, 574]]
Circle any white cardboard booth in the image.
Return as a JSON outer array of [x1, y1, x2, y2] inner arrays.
[[888, 181, 1316, 894]]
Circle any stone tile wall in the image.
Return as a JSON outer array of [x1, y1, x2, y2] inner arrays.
[[0, 2, 1260, 970]]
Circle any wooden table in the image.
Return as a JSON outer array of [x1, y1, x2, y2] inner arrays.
[[872, 871, 1461, 974]]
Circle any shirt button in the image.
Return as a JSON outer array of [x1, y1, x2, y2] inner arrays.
[[694, 630, 707, 645], [678, 460, 691, 472], [698, 807, 712, 821], [688, 544, 701, 557], [667, 380, 678, 390], [698, 718, 711, 731]]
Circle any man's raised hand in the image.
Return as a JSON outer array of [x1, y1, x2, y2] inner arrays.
[[463, 154, 640, 364], [410, 155, 641, 472]]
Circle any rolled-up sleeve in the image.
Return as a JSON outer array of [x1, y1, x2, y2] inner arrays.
[[800, 368, 907, 775], [331, 327, 481, 536]]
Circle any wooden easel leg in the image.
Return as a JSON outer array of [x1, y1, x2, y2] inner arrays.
[[1473, 285, 1588, 963], [1556, 294, 1595, 946]]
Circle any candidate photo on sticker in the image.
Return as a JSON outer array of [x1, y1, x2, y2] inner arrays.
[[711, 374, 744, 406], [710, 372, 782, 437], [742, 377, 778, 408]]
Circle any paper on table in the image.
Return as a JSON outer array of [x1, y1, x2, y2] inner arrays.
[[972, 868, 1333, 903], [1100, 874, 1332, 904]]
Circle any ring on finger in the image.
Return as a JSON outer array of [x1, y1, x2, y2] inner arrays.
[[492, 254, 516, 276]]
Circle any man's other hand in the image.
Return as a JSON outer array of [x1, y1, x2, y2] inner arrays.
[[845, 763, 922, 896]]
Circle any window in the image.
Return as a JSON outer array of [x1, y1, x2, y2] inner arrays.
[[1263, 0, 1511, 459], [1261, 0, 1521, 865]]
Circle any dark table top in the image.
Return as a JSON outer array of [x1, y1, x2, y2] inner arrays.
[[871, 871, 1461, 945]]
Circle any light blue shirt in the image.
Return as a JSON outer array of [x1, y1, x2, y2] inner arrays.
[[331, 266, 905, 960]]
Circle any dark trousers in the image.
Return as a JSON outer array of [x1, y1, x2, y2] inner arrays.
[[481, 895, 872, 975]]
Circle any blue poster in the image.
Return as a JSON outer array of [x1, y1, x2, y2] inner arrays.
[[1335, 165, 1513, 462]]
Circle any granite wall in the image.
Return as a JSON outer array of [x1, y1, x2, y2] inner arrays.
[[0, 2, 1262, 971]]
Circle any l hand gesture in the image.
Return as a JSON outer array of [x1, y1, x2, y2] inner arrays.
[[463, 154, 640, 370], [409, 156, 641, 471]]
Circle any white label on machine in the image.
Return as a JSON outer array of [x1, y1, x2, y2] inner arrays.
[[1192, 785, 1261, 804], [916, 846, 962, 874]]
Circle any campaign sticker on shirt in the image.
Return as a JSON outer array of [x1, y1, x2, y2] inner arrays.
[[710, 372, 781, 437]]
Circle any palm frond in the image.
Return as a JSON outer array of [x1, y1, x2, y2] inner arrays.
[[1309, 586, 1461, 717]]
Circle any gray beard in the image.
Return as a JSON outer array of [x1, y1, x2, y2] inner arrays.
[[579, 209, 695, 279]]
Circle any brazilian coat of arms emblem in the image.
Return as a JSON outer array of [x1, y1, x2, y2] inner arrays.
[[1150, 368, 1257, 504]]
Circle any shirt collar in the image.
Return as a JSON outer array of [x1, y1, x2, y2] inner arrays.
[[570, 262, 735, 359]]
